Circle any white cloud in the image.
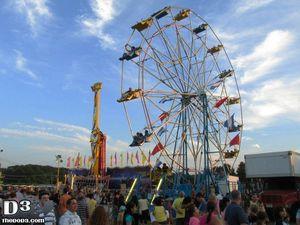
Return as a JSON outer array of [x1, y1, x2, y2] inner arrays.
[[243, 136, 253, 141], [243, 77, 300, 130], [236, 0, 275, 14], [13, 0, 52, 35], [79, 0, 119, 49], [34, 118, 90, 134], [29, 145, 82, 154], [233, 30, 294, 84], [252, 144, 261, 149], [15, 50, 38, 80]]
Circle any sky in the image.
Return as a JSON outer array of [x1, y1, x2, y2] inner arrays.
[[0, 0, 300, 168]]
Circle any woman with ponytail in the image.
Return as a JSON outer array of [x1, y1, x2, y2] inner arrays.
[[199, 201, 223, 225]]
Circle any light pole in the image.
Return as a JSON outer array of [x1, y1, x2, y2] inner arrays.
[[55, 155, 63, 191]]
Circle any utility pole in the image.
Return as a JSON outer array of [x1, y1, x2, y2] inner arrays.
[[56, 155, 63, 191]]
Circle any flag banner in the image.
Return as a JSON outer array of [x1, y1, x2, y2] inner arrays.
[[214, 97, 228, 108], [131, 152, 134, 165], [151, 142, 164, 156], [141, 151, 147, 165], [127, 152, 129, 166], [136, 151, 140, 164], [114, 152, 117, 166], [210, 80, 222, 90], [159, 112, 169, 121], [229, 134, 240, 146], [66, 157, 71, 168]]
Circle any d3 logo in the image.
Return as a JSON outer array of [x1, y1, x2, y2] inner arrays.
[[3, 200, 31, 215]]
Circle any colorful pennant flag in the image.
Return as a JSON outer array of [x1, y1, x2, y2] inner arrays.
[[151, 142, 164, 156], [159, 112, 169, 121], [72, 157, 75, 168], [66, 157, 71, 168], [210, 80, 222, 90], [131, 152, 134, 165], [127, 152, 129, 166], [214, 97, 228, 108], [136, 151, 140, 164], [114, 152, 117, 166], [229, 134, 240, 146], [141, 151, 148, 165]]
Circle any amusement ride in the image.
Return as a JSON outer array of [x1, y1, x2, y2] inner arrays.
[[117, 6, 243, 198]]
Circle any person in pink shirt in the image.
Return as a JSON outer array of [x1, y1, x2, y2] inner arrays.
[[199, 201, 223, 225], [189, 206, 201, 225]]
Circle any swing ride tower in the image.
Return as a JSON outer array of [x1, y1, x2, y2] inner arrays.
[[90, 82, 107, 177]]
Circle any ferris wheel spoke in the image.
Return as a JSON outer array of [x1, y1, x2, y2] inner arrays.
[[140, 47, 198, 93], [139, 32, 183, 91], [174, 24, 202, 93], [132, 60, 180, 93], [153, 21, 186, 91], [154, 20, 200, 93]]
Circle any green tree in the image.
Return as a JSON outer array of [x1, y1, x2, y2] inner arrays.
[[236, 161, 246, 182]]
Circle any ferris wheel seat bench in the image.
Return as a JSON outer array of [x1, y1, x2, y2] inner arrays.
[[226, 97, 240, 105], [207, 45, 223, 54], [173, 9, 191, 21], [193, 23, 208, 34], [117, 88, 142, 103], [219, 70, 234, 79], [119, 46, 142, 61], [151, 6, 171, 19], [132, 18, 153, 31]]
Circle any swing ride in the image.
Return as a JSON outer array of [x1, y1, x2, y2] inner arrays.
[[118, 6, 243, 197]]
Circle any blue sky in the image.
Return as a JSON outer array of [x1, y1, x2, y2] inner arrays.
[[0, 0, 300, 168]]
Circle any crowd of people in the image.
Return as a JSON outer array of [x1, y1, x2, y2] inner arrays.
[[0, 185, 299, 225]]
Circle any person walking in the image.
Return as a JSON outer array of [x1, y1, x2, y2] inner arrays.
[[224, 190, 248, 225], [77, 191, 89, 225], [173, 192, 185, 225], [59, 198, 82, 225]]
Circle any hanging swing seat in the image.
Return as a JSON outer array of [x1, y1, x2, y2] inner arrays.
[[226, 97, 240, 105], [224, 149, 239, 158], [173, 9, 191, 21], [144, 130, 154, 142], [193, 23, 208, 34], [131, 18, 153, 31], [119, 46, 142, 61], [129, 132, 145, 147], [219, 69, 233, 79], [207, 45, 223, 54], [151, 6, 171, 19], [117, 88, 141, 103]]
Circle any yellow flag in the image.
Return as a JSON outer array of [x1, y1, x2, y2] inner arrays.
[[79, 155, 83, 168], [110, 154, 113, 167], [141, 151, 147, 165], [131, 152, 134, 165]]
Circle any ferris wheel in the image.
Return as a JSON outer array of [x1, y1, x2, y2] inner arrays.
[[118, 6, 243, 194]]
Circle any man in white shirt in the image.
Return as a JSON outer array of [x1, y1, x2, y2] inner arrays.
[[59, 198, 82, 225]]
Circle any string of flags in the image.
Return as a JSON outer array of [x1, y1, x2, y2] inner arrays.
[[109, 150, 153, 167], [65, 153, 94, 169]]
